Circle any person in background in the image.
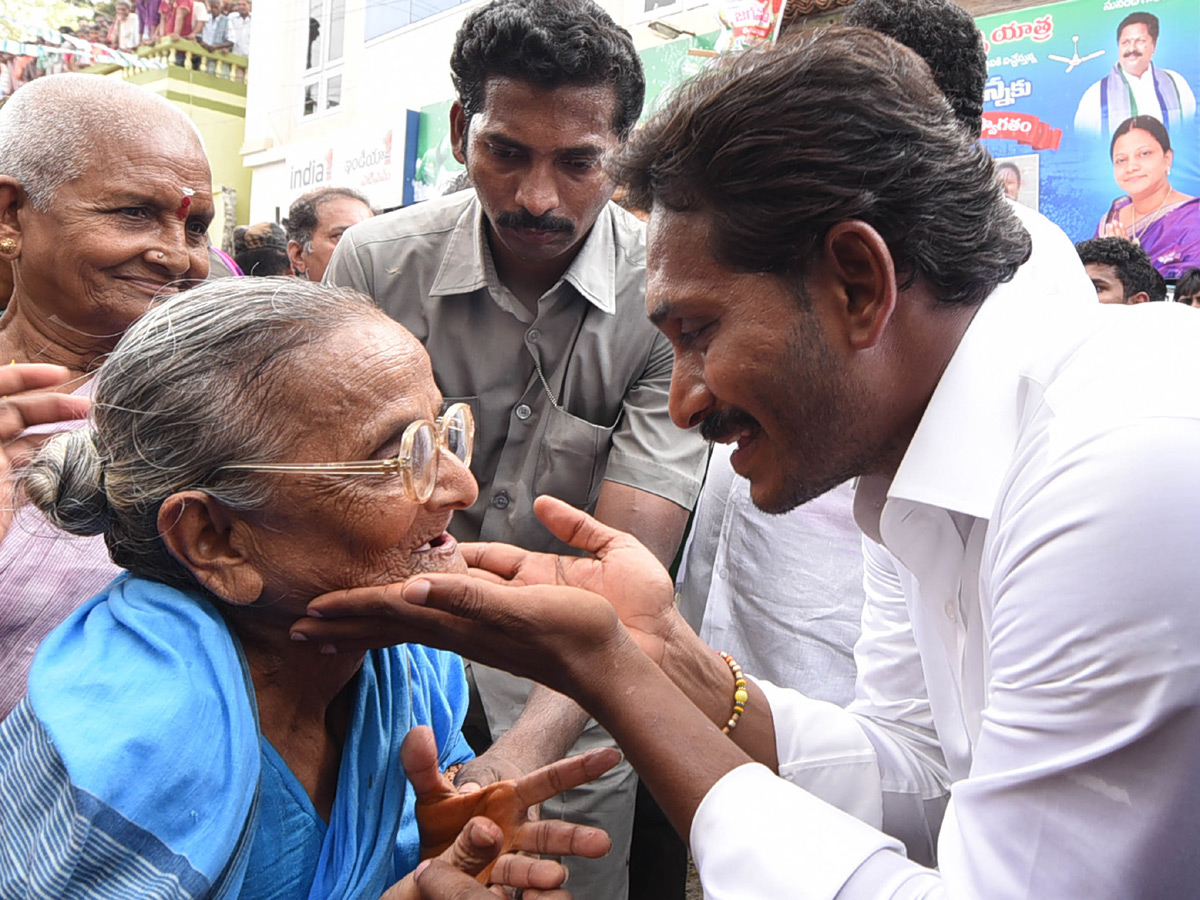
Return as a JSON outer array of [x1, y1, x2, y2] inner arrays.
[[198, 0, 229, 73], [285, 187, 374, 283], [325, 3, 709, 896], [1076, 236, 1168, 304], [225, 0, 251, 57], [137, 0, 160, 42], [108, 1, 141, 51], [1175, 267, 1200, 306], [0, 74, 211, 718], [996, 161, 1021, 201], [1096, 115, 1199, 279], [1074, 12, 1195, 135], [235, 221, 291, 276]]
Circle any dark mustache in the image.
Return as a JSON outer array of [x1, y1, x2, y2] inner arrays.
[[1123, 50, 1143, 58], [496, 209, 575, 235], [700, 408, 759, 443]]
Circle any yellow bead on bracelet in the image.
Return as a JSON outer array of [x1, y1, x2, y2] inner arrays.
[[718, 651, 748, 734]]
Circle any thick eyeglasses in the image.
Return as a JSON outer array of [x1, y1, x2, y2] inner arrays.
[[217, 403, 474, 504]]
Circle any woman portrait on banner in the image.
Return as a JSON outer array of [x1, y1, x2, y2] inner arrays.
[[0, 280, 614, 900], [1096, 115, 1200, 278]]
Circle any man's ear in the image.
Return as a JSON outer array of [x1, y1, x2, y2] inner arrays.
[[1127, 290, 1151, 304], [158, 491, 264, 605], [0, 177, 26, 255], [286, 240, 307, 278], [449, 101, 468, 166], [821, 220, 897, 351]]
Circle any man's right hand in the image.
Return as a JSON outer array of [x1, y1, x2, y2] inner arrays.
[[461, 496, 680, 665]]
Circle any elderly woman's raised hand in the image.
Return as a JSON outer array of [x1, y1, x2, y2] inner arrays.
[[0, 364, 88, 541], [396, 725, 615, 896]]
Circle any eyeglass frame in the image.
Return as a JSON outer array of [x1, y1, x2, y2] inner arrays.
[[215, 402, 475, 504]]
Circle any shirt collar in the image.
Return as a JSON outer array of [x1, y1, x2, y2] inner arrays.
[[429, 193, 617, 315], [856, 273, 1093, 537]]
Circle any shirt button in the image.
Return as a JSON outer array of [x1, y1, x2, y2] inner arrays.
[[492, 492, 510, 510], [526, 328, 540, 343], [515, 403, 532, 420], [944, 601, 957, 622]]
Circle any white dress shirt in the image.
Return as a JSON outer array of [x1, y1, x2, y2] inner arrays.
[[690, 217, 1200, 897], [676, 451, 862, 705]]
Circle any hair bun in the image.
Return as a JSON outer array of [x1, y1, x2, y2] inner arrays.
[[22, 430, 111, 536]]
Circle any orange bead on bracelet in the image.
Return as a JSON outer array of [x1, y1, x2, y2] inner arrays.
[[718, 651, 748, 734]]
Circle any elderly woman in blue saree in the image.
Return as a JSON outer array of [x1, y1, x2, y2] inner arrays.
[[0, 280, 614, 900]]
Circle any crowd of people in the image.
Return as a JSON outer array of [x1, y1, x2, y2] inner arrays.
[[1, 1, 1200, 899], [0, 0, 250, 99]]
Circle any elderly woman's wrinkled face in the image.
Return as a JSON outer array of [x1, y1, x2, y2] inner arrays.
[[237, 318, 478, 612], [13, 125, 212, 340]]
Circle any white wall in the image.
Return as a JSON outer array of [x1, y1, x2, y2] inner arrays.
[[242, 0, 720, 223]]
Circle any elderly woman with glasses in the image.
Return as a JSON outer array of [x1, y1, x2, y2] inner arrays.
[[0, 280, 613, 900]]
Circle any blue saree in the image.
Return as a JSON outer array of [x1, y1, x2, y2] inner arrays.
[[0, 573, 473, 900]]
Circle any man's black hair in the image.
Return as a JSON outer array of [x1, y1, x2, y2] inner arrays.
[[450, 0, 644, 141], [1118, 12, 1159, 43], [1174, 268, 1200, 304], [1075, 237, 1167, 302], [235, 248, 292, 278], [843, 0, 987, 136]]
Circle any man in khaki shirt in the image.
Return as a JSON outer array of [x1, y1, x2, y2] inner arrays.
[[325, 1, 708, 896]]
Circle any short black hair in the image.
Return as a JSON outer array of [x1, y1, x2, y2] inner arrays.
[[1075, 237, 1166, 302], [284, 186, 372, 251], [1111, 114, 1170, 158], [616, 27, 1030, 307], [235, 248, 292, 278], [450, 0, 644, 140], [1118, 12, 1159, 43], [996, 161, 1021, 183], [843, 0, 987, 136], [1175, 268, 1200, 303]]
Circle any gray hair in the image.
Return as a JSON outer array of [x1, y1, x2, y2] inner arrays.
[[23, 278, 384, 591], [0, 74, 202, 211], [284, 187, 373, 254]]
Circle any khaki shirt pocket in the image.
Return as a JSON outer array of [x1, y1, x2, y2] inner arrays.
[[534, 404, 617, 512]]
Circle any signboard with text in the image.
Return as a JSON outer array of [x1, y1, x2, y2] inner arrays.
[[977, 0, 1199, 276]]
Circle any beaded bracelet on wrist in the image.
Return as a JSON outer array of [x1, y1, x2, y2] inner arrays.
[[718, 651, 748, 735]]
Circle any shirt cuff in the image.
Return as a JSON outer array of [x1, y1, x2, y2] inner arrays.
[[690, 762, 906, 900], [757, 677, 884, 827]]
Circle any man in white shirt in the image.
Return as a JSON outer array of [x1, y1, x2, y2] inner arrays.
[[223, 0, 250, 57], [293, 23, 1200, 900], [1074, 12, 1195, 135]]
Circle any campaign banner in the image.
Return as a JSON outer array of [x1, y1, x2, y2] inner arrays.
[[977, 0, 1200, 277], [284, 124, 408, 210]]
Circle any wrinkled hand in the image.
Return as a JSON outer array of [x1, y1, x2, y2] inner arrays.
[[380, 814, 575, 900], [462, 496, 677, 663], [0, 364, 89, 540], [402, 726, 615, 886], [410, 858, 573, 900]]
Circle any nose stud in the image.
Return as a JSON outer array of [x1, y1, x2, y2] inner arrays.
[[157, 252, 166, 260]]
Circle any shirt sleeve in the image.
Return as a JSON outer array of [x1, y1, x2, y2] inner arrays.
[[1073, 81, 1102, 133], [601, 329, 708, 509], [323, 224, 374, 295], [762, 535, 948, 866]]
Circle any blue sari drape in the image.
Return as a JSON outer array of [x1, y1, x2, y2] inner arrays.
[[0, 573, 473, 900]]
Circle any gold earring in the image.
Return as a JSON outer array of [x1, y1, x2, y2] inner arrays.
[[0, 238, 15, 254]]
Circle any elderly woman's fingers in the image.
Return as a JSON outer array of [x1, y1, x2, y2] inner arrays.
[[0, 363, 77, 397], [459, 542, 534, 580], [511, 747, 621, 809], [486, 853, 571, 891], [409, 860, 517, 900], [0, 391, 90, 442], [437, 816, 506, 876], [509, 820, 612, 860], [401, 725, 449, 799]]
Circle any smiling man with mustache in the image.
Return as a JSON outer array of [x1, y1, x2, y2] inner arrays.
[[1074, 11, 1196, 135], [324, 2, 709, 896]]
